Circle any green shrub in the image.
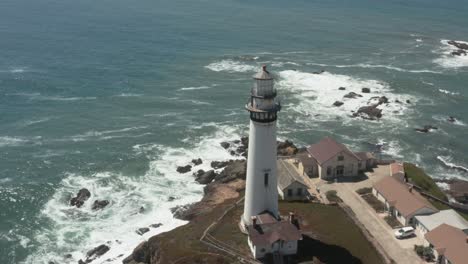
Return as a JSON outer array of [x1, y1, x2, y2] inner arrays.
[[326, 190, 342, 203], [356, 187, 372, 195]]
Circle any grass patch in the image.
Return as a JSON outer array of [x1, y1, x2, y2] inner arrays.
[[356, 187, 372, 195], [384, 215, 402, 229], [362, 194, 385, 213], [281, 201, 384, 264], [404, 163, 447, 201], [326, 190, 342, 203]]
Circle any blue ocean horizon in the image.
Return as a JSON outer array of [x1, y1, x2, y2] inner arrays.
[[1, 0, 467, 263]]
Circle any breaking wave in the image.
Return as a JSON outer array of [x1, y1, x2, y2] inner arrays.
[[205, 59, 257, 73], [306, 62, 441, 74], [437, 156, 468, 173], [433, 39, 468, 68], [23, 125, 242, 264]]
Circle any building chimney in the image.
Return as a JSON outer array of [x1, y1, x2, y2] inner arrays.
[[251, 216, 257, 226], [289, 212, 295, 223]]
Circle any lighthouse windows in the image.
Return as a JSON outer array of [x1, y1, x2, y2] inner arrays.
[[264, 173, 269, 186]]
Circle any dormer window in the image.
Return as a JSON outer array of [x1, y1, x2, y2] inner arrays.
[[338, 155, 344, 161]]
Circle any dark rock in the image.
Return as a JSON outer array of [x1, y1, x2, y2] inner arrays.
[[343, 92, 362, 99], [406, 99, 411, 104], [78, 260, 86, 264], [415, 125, 438, 133], [448, 40, 468, 50], [86, 244, 110, 262], [123, 241, 150, 264], [191, 158, 202, 166], [170, 204, 194, 220], [378, 96, 389, 104], [361, 87, 371, 93], [210, 161, 229, 169], [70, 188, 91, 208], [338, 87, 346, 90], [167, 196, 175, 201], [448, 116, 456, 123], [232, 139, 241, 144], [92, 200, 109, 210], [333, 101, 344, 107], [220, 142, 230, 149], [215, 160, 247, 183], [356, 105, 382, 120], [193, 169, 205, 178], [139, 206, 145, 213], [229, 150, 236, 156], [451, 49, 467, 56], [150, 223, 162, 228], [395, 99, 402, 103], [64, 254, 72, 259], [277, 140, 298, 156], [313, 69, 325, 74], [195, 170, 217, 184], [136, 228, 150, 235], [48, 262, 55, 264], [176, 165, 192, 173]]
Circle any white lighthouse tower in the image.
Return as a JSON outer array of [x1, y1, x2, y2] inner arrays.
[[241, 65, 281, 228]]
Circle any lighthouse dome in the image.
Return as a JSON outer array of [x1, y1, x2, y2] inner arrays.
[[253, 65, 273, 80]]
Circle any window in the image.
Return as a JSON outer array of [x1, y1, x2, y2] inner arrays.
[[287, 189, 293, 197], [327, 166, 332, 176], [264, 173, 269, 186], [336, 166, 344, 176], [338, 155, 344, 161], [297, 188, 302, 196]]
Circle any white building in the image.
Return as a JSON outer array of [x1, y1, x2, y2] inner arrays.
[[277, 160, 309, 201], [247, 213, 302, 259], [373, 176, 438, 226], [415, 209, 468, 237]]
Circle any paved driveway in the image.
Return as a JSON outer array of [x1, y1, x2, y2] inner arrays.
[[316, 166, 425, 264]]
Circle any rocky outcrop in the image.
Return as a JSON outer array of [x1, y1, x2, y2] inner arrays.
[[448, 116, 457, 123], [333, 101, 344, 107], [215, 160, 246, 183], [448, 40, 468, 51], [343, 92, 362, 99], [210, 161, 228, 169], [195, 170, 217, 184], [191, 158, 202, 166], [451, 49, 467, 56], [70, 188, 91, 208], [170, 204, 194, 220], [176, 165, 192, 173], [415, 125, 438, 133], [277, 140, 298, 156], [338, 87, 346, 90], [123, 241, 153, 264], [92, 200, 109, 210], [79, 244, 110, 263], [361, 87, 371, 93], [150, 223, 162, 228], [436, 178, 468, 204], [220, 142, 230, 149], [136, 227, 150, 236], [354, 105, 382, 120]]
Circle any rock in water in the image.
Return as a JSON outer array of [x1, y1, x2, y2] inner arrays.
[[448, 116, 456, 123], [333, 101, 344, 107], [92, 200, 109, 210], [70, 188, 91, 208], [356, 105, 382, 120], [191, 158, 202, 165], [220, 142, 230, 149], [448, 40, 468, 50], [210, 161, 229, 169], [176, 165, 192, 173], [415, 125, 438, 133], [215, 160, 247, 183], [86, 244, 110, 262], [362, 87, 371, 93], [150, 223, 162, 228], [170, 204, 194, 220], [338, 87, 346, 90], [136, 227, 150, 235], [195, 170, 217, 184], [378, 96, 389, 104], [343, 92, 362, 99]]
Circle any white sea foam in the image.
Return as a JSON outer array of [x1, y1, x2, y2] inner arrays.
[[277, 70, 414, 122], [432, 115, 466, 126], [68, 126, 149, 142], [23, 125, 242, 264], [0, 136, 42, 147], [306, 62, 441, 74], [9, 93, 97, 101], [205, 59, 257, 73], [179, 85, 211, 91], [433, 39, 468, 68], [113, 93, 143, 97], [437, 156, 468, 173], [438, 89, 459, 96]]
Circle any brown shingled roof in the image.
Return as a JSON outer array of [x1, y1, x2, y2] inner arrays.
[[373, 176, 437, 217], [425, 224, 468, 264], [248, 220, 302, 246], [306, 137, 360, 165]]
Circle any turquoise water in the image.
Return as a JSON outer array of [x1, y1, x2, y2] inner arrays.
[[1, 0, 467, 263]]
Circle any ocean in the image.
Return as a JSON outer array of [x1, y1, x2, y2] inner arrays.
[[0, 0, 467, 263]]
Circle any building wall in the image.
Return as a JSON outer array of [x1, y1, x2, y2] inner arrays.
[[415, 220, 429, 237], [279, 240, 298, 256], [279, 181, 308, 201], [318, 151, 359, 180], [407, 208, 438, 226], [248, 238, 298, 259]]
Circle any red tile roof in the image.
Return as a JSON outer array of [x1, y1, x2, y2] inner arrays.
[[306, 137, 360, 165]]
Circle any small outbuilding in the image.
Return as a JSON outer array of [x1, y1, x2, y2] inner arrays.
[[277, 160, 309, 201], [247, 212, 302, 259]]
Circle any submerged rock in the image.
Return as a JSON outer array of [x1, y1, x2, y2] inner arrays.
[[448, 116, 456, 123], [448, 40, 468, 50], [176, 165, 192, 173], [136, 227, 150, 236], [343, 92, 362, 99], [70, 188, 91, 208], [333, 101, 344, 107], [195, 170, 217, 184], [86, 244, 110, 262], [361, 87, 371, 93], [338, 87, 346, 90], [220, 142, 230, 149], [150, 223, 162, 228], [92, 200, 109, 210], [415, 125, 438, 133]]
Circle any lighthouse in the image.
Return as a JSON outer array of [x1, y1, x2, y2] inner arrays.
[[241, 65, 281, 228]]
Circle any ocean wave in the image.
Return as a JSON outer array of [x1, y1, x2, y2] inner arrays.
[[438, 89, 459, 96], [68, 126, 149, 142], [8, 93, 97, 101], [0, 136, 42, 148], [113, 93, 143, 97], [277, 70, 414, 122], [433, 39, 468, 68], [306, 62, 441, 74], [437, 156, 468, 173], [205, 59, 257, 73], [179, 85, 211, 91], [0, 67, 28, 73], [432, 115, 466, 126], [24, 125, 242, 264]]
